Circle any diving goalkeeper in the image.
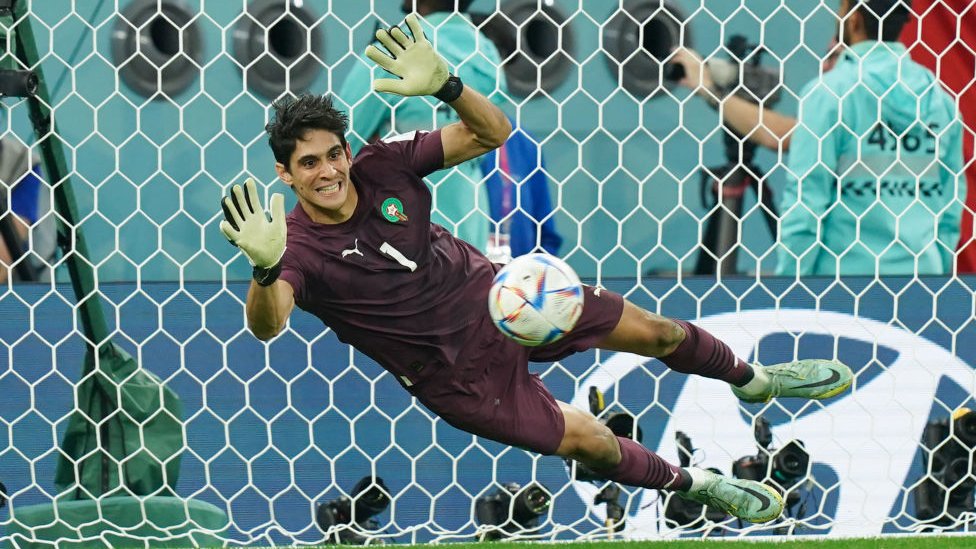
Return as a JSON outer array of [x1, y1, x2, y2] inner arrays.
[[219, 13, 854, 524]]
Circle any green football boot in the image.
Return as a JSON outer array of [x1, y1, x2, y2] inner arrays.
[[678, 468, 784, 523], [733, 359, 854, 404]]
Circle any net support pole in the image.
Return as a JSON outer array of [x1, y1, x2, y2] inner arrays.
[[5, 0, 111, 348]]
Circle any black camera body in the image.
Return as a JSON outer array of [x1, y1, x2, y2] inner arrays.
[[474, 482, 552, 541], [315, 476, 391, 545], [733, 440, 810, 491], [667, 34, 781, 107], [732, 417, 810, 517], [913, 411, 976, 526]]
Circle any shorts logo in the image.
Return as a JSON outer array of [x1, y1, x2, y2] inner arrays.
[[381, 197, 408, 223]]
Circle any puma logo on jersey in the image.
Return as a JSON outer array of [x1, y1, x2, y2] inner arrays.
[[341, 238, 363, 258], [593, 287, 602, 297]]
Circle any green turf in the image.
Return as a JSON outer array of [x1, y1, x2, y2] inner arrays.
[[222, 536, 976, 549]]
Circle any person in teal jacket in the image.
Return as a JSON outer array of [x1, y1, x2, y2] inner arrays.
[[673, 0, 965, 276], [776, 0, 964, 276], [336, 0, 507, 253]]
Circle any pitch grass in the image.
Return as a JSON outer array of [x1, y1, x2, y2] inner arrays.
[[221, 536, 976, 549], [443, 539, 975, 548]]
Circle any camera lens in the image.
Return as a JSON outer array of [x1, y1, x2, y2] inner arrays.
[[517, 485, 551, 515], [770, 441, 810, 488], [605, 413, 642, 442], [512, 483, 551, 527], [954, 411, 976, 446]]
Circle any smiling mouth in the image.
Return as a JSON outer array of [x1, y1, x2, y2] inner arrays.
[[316, 181, 340, 195]]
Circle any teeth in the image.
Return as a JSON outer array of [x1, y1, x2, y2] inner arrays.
[[320, 182, 339, 193]]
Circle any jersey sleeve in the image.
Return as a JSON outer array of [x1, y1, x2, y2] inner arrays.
[[383, 129, 445, 178]]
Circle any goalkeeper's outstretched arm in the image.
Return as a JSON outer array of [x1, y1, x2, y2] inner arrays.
[[246, 278, 294, 341], [219, 178, 295, 341], [438, 85, 511, 168], [365, 13, 511, 167]]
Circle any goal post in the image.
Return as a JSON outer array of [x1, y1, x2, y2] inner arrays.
[[0, 2, 227, 547]]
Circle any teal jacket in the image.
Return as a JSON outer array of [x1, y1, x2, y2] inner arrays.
[[776, 41, 965, 276], [336, 12, 507, 253]]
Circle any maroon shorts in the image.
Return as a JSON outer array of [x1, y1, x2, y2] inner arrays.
[[406, 285, 625, 455]]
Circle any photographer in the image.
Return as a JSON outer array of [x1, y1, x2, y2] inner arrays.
[[671, 47, 797, 152], [673, 0, 965, 277]]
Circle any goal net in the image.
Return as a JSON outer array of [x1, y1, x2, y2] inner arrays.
[[0, 0, 974, 546]]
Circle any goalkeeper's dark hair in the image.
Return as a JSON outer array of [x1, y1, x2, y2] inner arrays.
[[265, 94, 349, 167], [853, 0, 912, 41]]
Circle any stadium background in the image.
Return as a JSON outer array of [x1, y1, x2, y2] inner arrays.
[[0, 0, 974, 546]]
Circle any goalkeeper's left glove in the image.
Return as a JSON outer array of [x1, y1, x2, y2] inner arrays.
[[364, 13, 463, 102], [219, 178, 287, 286]]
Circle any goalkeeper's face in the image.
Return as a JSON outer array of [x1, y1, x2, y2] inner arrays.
[[276, 129, 356, 222]]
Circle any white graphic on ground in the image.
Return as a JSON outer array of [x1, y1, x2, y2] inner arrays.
[[571, 309, 973, 538]]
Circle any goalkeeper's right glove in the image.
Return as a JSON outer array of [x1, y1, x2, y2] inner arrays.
[[364, 13, 464, 102], [219, 178, 287, 286]]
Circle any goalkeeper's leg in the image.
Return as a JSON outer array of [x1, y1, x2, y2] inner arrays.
[[596, 300, 853, 403], [555, 403, 784, 524]]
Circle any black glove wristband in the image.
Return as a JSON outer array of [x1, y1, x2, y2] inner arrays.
[[253, 261, 282, 287], [433, 74, 463, 103]]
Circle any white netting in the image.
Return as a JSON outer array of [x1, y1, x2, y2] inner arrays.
[[0, 0, 974, 546]]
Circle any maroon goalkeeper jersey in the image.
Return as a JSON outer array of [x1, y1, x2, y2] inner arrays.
[[278, 130, 497, 386]]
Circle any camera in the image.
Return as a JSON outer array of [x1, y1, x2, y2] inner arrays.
[[913, 409, 976, 527], [474, 482, 552, 540], [316, 476, 391, 545], [732, 417, 810, 506], [668, 34, 781, 107]]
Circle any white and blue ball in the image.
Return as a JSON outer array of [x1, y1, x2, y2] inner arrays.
[[488, 253, 584, 347]]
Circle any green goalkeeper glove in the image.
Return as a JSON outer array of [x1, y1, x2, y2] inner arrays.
[[364, 13, 463, 102], [219, 178, 286, 286]]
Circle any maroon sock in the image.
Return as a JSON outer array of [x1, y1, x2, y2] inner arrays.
[[660, 319, 752, 386], [592, 436, 685, 490]]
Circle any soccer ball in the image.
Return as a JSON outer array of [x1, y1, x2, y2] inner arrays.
[[488, 253, 584, 347]]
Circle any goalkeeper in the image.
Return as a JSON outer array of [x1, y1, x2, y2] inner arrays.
[[219, 14, 853, 524]]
